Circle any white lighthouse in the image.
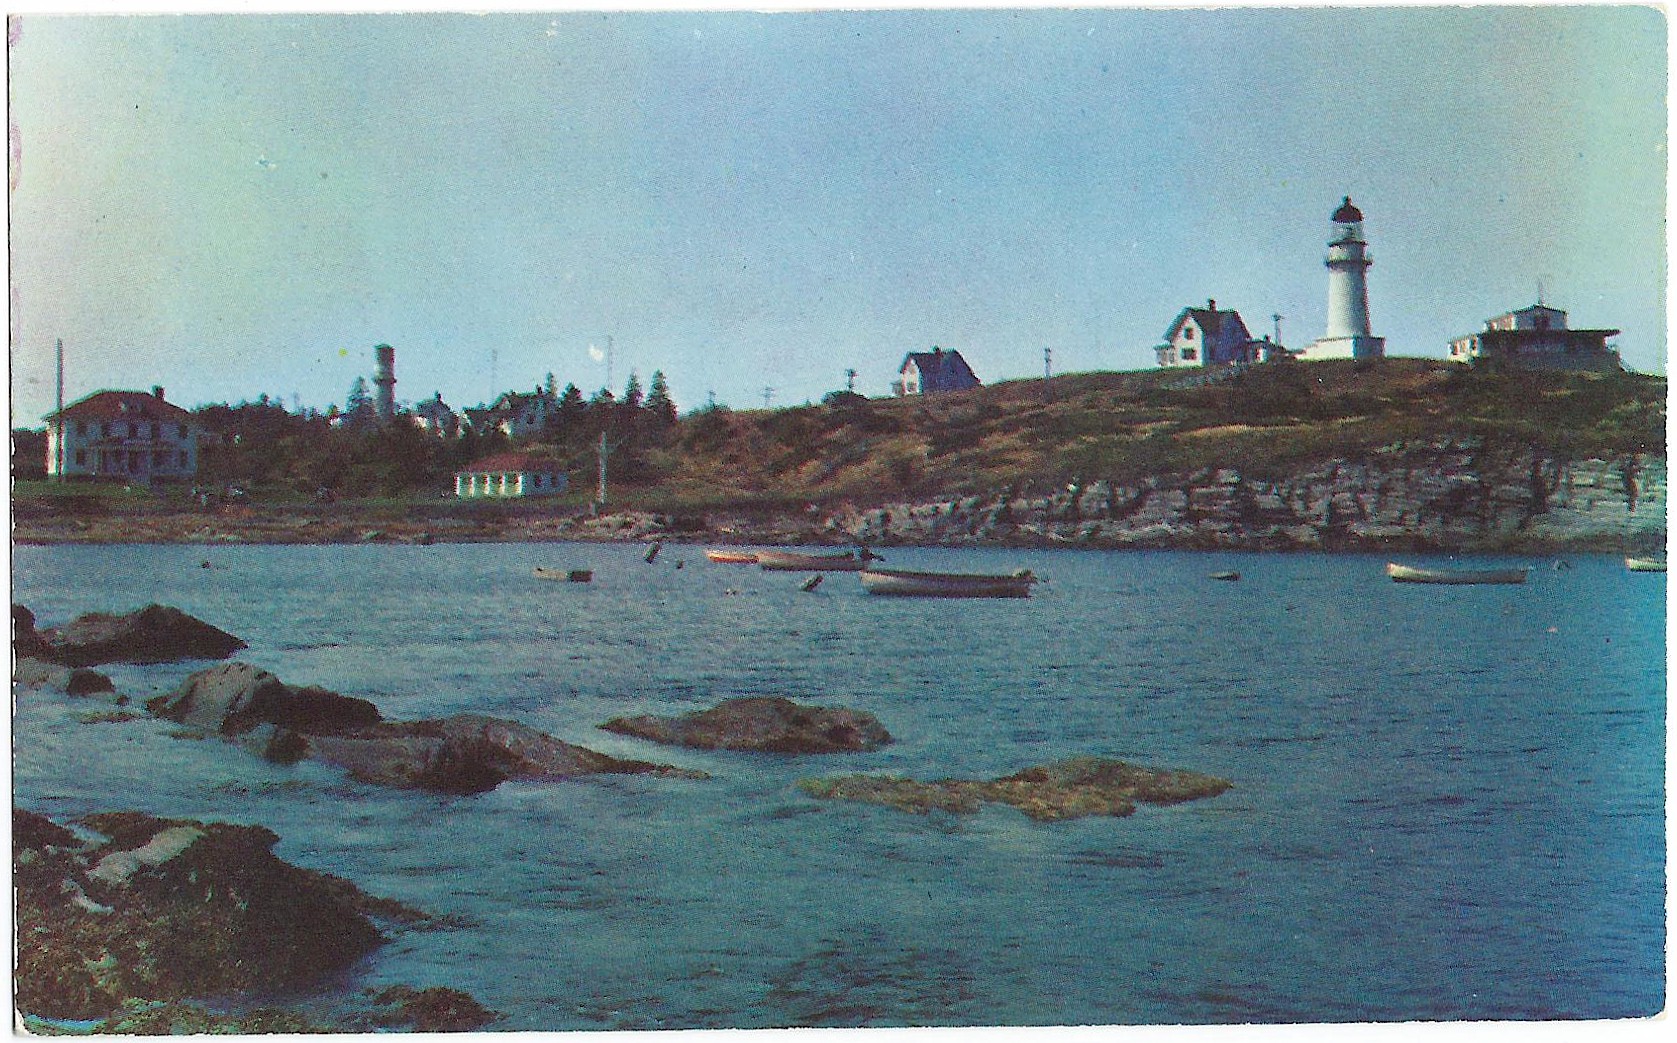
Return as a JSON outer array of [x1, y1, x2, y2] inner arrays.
[[1302, 196, 1385, 360]]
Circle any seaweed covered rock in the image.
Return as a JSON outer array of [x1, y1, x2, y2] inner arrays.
[[34, 603, 246, 667], [12, 809, 392, 1020], [147, 660, 381, 735], [362, 985, 503, 1032], [601, 696, 893, 754], [799, 756, 1232, 822], [13, 656, 116, 697]]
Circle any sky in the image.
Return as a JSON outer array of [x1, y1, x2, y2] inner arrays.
[[5, 5, 1668, 424]]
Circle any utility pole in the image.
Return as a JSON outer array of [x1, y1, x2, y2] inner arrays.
[[53, 338, 64, 480], [761, 386, 774, 410], [706, 389, 717, 409], [1272, 313, 1284, 346], [595, 429, 614, 511], [1043, 345, 1053, 403], [605, 335, 614, 393]]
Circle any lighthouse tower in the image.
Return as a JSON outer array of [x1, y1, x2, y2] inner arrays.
[[1302, 196, 1385, 360], [373, 343, 397, 422]]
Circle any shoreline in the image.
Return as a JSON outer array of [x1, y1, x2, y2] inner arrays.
[[10, 507, 1659, 555]]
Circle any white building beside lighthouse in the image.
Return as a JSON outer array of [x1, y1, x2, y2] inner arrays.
[[1300, 196, 1385, 361]]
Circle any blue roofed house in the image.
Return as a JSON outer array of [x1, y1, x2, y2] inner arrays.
[[892, 347, 981, 396]]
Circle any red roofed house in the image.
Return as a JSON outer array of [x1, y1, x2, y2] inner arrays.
[[45, 387, 201, 481], [454, 452, 568, 498]]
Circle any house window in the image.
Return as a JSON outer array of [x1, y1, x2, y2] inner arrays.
[[178, 424, 188, 438], [76, 421, 87, 436], [76, 450, 87, 466], [153, 451, 165, 467], [1181, 348, 1198, 361], [1184, 327, 1195, 340]]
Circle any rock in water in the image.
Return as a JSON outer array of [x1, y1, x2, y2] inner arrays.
[[12, 809, 390, 1020], [150, 665, 706, 793], [13, 656, 116, 697], [36, 604, 246, 666], [305, 713, 707, 794], [799, 756, 1232, 821], [147, 661, 382, 735], [601, 696, 893, 753]]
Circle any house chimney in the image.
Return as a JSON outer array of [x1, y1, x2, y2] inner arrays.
[[152, 385, 165, 400], [933, 346, 943, 357], [1207, 299, 1216, 312]]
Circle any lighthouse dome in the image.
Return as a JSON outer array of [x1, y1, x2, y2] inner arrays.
[[1332, 196, 1364, 223]]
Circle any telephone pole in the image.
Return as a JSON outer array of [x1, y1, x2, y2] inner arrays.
[[761, 386, 774, 409]]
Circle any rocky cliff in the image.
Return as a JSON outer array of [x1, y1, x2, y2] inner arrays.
[[828, 439, 1665, 552]]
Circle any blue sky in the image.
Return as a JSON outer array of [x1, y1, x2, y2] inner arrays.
[[7, 6, 1667, 423]]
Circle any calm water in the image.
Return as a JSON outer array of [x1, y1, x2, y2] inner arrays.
[[10, 544, 1666, 1028]]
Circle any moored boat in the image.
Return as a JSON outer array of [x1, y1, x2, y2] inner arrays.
[[1386, 562, 1528, 585], [534, 567, 592, 583], [705, 550, 760, 565], [757, 550, 866, 572], [1626, 557, 1667, 573], [859, 567, 1039, 598]]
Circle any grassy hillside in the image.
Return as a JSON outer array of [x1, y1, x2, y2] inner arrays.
[[625, 359, 1664, 510]]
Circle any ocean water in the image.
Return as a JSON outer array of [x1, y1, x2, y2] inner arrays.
[[10, 544, 1666, 1028]]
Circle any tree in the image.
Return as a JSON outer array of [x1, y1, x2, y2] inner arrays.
[[622, 371, 644, 411], [645, 370, 678, 432], [545, 372, 558, 398], [346, 376, 373, 420]]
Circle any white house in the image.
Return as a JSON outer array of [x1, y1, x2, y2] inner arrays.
[[1155, 300, 1291, 368], [891, 347, 981, 396], [45, 387, 201, 481], [1447, 304, 1621, 372], [454, 452, 568, 498], [464, 389, 561, 439], [412, 392, 460, 437]]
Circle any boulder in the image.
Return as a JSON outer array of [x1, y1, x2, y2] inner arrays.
[[13, 604, 49, 659], [799, 756, 1232, 821], [363, 985, 502, 1032], [146, 665, 705, 794], [36, 604, 246, 666], [147, 661, 381, 735], [12, 809, 391, 1020], [13, 656, 116, 697], [601, 696, 893, 754], [304, 714, 708, 794]]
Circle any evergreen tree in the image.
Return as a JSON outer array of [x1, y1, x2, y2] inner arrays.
[[622, 371, 644, 411], [346, 376, 373, 418], [645, 370, 678, 431], [545, 372, 558, 398]]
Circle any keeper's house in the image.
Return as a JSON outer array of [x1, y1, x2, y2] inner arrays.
[[45, 387, 201, 481], [1447, 304, 1622, 372], [454, 452, 568, 498]]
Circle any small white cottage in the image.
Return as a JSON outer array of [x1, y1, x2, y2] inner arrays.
[[454, 452, 568, 498]]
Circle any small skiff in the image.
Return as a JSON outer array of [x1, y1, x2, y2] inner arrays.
[[1626, 557, 1667, 573], [534, 567, 592, 583], [705, 550, 760, 565], [1386, 562, 1528, 585], [859, 567, 1039, 598], [757, 550, 867, 572]]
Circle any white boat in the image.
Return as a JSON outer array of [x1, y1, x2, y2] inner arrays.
[[859, 567, 1039, 598], [757, 550, 867, 572], [1386, 562, 1528, 585], [704, 550, 760, 565], [1626, 557, 1667, 573]]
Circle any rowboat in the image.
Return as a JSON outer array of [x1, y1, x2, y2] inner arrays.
[[859, 567, 1039, 598], [1626, 557, 1667, 573], [1208, 571, 1241, 582], [757, 550, 867, 572], [705, 550, 760, 565], [1386, 562, 1528, 585], [534, 567, 592, 583]]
